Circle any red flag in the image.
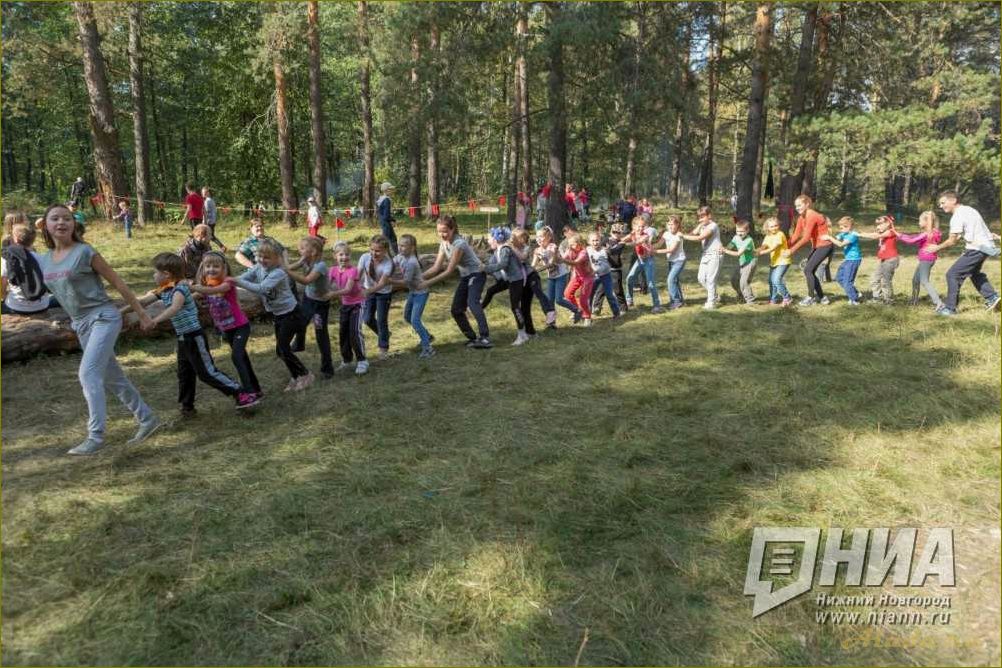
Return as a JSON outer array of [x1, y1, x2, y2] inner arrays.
[[468, 199, 476, 211], [431, 204, 440, 217], [344, 208, 352, 217], [408, 206, 417, 218], [498, 195, 507, 207], [335, 218, 345, 229]]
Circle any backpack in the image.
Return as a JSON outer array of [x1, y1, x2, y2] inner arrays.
[[2, 245, 47, 301]]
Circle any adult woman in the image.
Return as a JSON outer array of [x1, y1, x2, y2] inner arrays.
[[787, 195, 833, 306], [423, 215, 492, 348], [37, 204, 160, 455]]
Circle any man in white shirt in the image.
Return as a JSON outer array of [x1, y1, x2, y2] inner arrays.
[[926, 190, 1000, 315]]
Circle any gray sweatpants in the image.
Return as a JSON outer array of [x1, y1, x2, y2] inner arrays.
[[731, 259, 757, 304], [912, 260, 943, 307], [698, 253, 722, 305], [870, 256, 900, 303], [72, 304, 154, 443]]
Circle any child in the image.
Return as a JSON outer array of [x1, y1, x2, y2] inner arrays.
[[137, 253, 255, 414], [423, 215, 492, 348], [179, 224, 221, 279], [326, 242, 369, 375], [787, 195, 834, 306], [533, 225, 580, 323], [190, 251, 262, 399], [623, 216, 662, 312], [482, 226, 534, 345], [357, 234, 395, 358], [755, 216, 793, 306], [587, 231, 621, 319], [681, 206, 722, 310], [113, 200, 134, 239], [394, 234, 434, 358], [720, 219, 757, 305], [481, 230, 511, 310], [38, 204, 158, 455], [561, 232, 595, 326], [201, 187, 227, 251], [862, 215, 899, 304], [510, 227, 554, 334], [897, 211, 944, 310], [655, 215, 686, 309], [825, 216, 863, 305], [1, 221, 55, 315], [286, 236, 334, 378], [306, 196, 324, 239], [68, 203, 86, 235], [595, 222, 628, 313], [232, 240, 314, 391]]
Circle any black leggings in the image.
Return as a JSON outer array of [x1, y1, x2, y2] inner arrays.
[[301, 296, 334, 375], [221, 322, 261, 394], [273, 308, 309, 378], [804, 246, 834, 300], [338, 303, 366, 363], [451, 272, 489, 340], [481, 279, 510, 309]]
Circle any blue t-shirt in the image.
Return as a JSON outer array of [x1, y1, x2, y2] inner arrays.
[[836, 231, 862, 261], [160, 283, 202, 336]]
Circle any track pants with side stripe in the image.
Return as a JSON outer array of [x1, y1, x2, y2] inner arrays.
[[176, 329, 242, 409], [338, 303, 367, 363]]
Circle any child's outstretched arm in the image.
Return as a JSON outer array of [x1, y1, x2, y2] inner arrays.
[[144, 290, 186, 331], [190, 282, 232, 295]]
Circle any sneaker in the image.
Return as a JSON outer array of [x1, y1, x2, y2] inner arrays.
[[545, 311, 557, 326], [625, 300, 635, 308], [668, 302, 683, 310], [581, 318, 593, 327], [702, 303, 716, 311], [336, 362, 353, 372], [512, 332, 530, 346], [819, 297, 831, 305], [128, 415, 163, 443], [178, 406, 198, 418], [938, 307, 957, 317], [296, 372, 315, 391], [378, 349, 390, 360], [418, 346, 436, 359], [782, 298, 793, 307], [236, 392, 262, 409], [355, 360, 369, 375], [471, 337, 493, 349], [572, 311, 582, 324], [799, 297, 816, 307], [546, 321, 557, 330], [847, 300, 860, 306], [592, 305, 603, 316], [67, 438, 106, 456], [651, 306, 665, 314], [284, 378, 299, 392], [985, 295, 1001, 311]]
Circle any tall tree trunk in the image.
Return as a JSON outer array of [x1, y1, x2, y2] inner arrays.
[[426, 20, 440, 216], [802, 5, 838, 196], [838, 129, 850, 205], [306, 0, 327, 204], [544, 3, 568, 234], [507, 53, 520, 226], [407, 36, 422, 210], [147, 59, 171, 202], [697, 2, 725, 206], [730, 116, 740, 200], [736, 3, 771, 225], [273, 51, 297, 227], [623, 2, 645, 197], [516, 6, 532, 196], [752, 100, 767, 215], [128, 4, 152, 226], [669, 24, 692, 209], [61, 69, 92, 186], [358, 1, 375, 224], [782, 4, 816, 148], [73, 1, 128, 220]]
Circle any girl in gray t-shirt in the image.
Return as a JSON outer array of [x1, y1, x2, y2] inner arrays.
[[37, 204, 159, 455], [423, 215, 492, 348]]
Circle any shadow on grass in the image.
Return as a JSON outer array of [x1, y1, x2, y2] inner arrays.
[[2, 301, 999, 665]]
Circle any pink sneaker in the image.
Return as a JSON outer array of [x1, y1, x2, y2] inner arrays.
[[236, 392, 261, 409]]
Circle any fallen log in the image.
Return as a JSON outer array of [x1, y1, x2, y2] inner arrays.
[[1, 288, 266, 364]]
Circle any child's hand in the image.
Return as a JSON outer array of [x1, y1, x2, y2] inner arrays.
[[139, 313, 156, 331]]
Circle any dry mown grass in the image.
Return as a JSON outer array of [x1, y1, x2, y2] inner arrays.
[[2, 214, 999, 665]]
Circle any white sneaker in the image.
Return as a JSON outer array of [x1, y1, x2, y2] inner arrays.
[[512, 331, 530, 346], [355, 360, 369, 375], [336, 362, 353, 372], [703, 303, 716, 311], [581, 318, 593, 327], [127, 415, 162, 445]]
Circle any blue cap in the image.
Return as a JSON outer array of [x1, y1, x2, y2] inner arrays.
[[489, 226, 511, 243]]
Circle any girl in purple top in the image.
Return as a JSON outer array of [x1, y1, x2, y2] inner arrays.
[[897, 211, 944, 310], [190, 251, 262, 397]]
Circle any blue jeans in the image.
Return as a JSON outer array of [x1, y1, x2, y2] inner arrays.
[[626, 257, 661, 306], [379, 220, 398, 255], [769, 264, 791, 302], [835, 259, 861, 302], [666, 259, 686, 305], [546, 273, 579, 315], [404, 291, 431, 348], [124, 217, 133, 239], [363, 292, 392, 351], [594, 273, 621, 316]]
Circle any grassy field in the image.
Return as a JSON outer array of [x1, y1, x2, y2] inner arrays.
[[2, 213, 1000, 665]]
